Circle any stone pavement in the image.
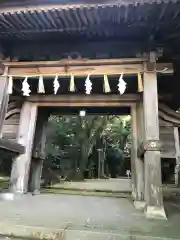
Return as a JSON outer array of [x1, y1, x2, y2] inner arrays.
[[0, 194, 179, 239], [51, 178, 132, 192]]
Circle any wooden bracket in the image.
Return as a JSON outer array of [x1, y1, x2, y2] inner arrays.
[[144, 51, 157, 72], [143, 140, 162, 151], [138, 140, 161, 159]]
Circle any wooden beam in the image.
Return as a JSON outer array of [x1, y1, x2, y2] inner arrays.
[[3, 58, 147, 67], [156, 63, 173, 74], [0, 138, 25, 154], [8, 64, 144, 77], [27, 94, 140, 102], [9, 64, 143, 77], [3, 60, 173, 77], [27, 94, 140, 107]]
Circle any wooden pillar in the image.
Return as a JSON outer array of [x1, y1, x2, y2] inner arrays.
[[174, 127, 180, 186], [0, 76, 9, 137], [131, 104, 138, 200], [143, 53, 166, 219], [97, 148, 104, 179], [133, 102, 145, 210], [97, 149, 101, 179], [30, 159, 44, 194], [30, 110, 49, 194], [10, 102, 37, 193]]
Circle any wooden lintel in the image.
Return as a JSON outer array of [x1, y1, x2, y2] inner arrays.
[[27, 94, 140, 107], [3, 58, 147, 67], [8, 64, 144, 77], [0, 138, 25, 154], [3, 59, 173, 77]]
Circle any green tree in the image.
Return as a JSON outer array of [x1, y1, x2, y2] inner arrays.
[[45, 114, 131, 180]]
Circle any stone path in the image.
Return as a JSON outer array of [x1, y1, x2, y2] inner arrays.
[[51, 178, 132, 192], [0, 194, 179, 239]]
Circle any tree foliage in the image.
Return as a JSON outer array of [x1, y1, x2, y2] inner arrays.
[[45, 114, 131, 180]]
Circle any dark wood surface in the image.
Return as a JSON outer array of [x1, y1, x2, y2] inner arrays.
[[0, 138, 25, 154]]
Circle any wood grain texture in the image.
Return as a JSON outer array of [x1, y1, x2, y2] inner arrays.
[[143, 59, 165, 214], [2, 59, 173, 77], [10, 102, 38, 193], [0, 76, 9, 137], [0, 138, 25, 154]]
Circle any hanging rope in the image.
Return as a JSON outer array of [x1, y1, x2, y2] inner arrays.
[[137, 72, 143, 92], [103, 74, 111, 93], [38, 75, 45, 93], [69, 74, 76, 92], [8, 76, 13, 94], [6, 73, 148, 96]]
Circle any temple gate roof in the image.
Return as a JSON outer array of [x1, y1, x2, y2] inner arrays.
[[0, 0, 179, 42]]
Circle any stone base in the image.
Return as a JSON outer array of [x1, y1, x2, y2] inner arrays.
[[134, 201, 146, 211], [32, 189, 40, 195], [145, 206, 167, 220], [0, 192, 26, 201], [0, 193, 14, 201]]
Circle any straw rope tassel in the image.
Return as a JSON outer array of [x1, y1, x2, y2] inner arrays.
[[103, 74, 111, 93], [53, 75, 60, 94], [8, 76, 13, 94], [137, 72, 143, 92], [38, 75, 45, 93], [22, 76, 31, 96], [69, 74, 76, 92]]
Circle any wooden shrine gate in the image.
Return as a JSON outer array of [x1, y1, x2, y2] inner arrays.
[[0, 55, 174, 220]]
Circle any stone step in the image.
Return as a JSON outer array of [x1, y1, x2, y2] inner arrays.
[[41, 188, 131, 198], [0, 224, 177, 240]]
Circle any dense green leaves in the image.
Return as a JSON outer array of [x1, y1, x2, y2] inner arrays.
[[45, 114, 131, 179]]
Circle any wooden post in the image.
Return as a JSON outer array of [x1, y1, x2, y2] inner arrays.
[[30, 159, 44, 194], [97, 149, 101, 179], [0, 76, 9, 137], [97, 148, 104, 178], [101, 150, 105, 177], [133, 102, 146, 210], [10, 102, 37, 193], [174, 127, 180, 186], [30, 110, 49, 194], [131, 104, 138, 200], [143, 53, 166, 219]]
